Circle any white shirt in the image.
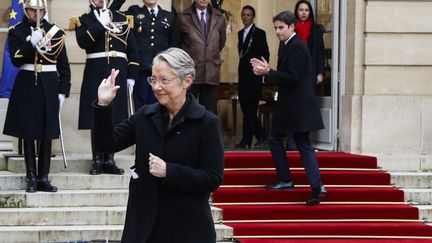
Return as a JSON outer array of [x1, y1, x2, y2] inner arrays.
[[196, 8, 207, 23], [147, 6, 159, 17], [243, 24, 253, 42], [284, 32, 296, 45]]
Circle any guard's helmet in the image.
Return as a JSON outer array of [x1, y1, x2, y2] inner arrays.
[[23, 0, 46, 19], [89, 0, 112, 8]]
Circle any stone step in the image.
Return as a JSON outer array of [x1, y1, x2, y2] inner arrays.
[[0, 206, 223, 226], [391, 172, 432, 188], [416, 205, 432, 221], [6, 155, 135, 173], [0, 224, 233, 243], [0, 172, 130, 190], [0, 189, 128, 208], [403, 189, 432, 205]]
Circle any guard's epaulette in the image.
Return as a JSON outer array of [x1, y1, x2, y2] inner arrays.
[[126, 15, 134, 29], [8, 22, 20, 32], [68, 17, 81, 30]]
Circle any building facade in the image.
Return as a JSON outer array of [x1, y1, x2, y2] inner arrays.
[[0, 0, 431, 171]]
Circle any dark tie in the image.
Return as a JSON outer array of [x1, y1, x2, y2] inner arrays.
[[200, 11, 206, 34], [150, 9, 156, 19]]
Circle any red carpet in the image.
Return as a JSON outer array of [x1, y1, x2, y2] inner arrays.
[[213, 152, 432, 242]]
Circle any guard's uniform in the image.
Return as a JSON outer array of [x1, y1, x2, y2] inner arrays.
[[111, 0, 176, 108], [71, 6, 138, 175], [4, 19, 71, 140], [72, 8, 139, 129], [3, 15, 71, 193]]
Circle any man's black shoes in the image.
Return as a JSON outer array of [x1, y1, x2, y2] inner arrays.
[[306, 185, 327, 206], [265, 181, 295, 190]]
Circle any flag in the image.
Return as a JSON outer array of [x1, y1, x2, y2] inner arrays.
[[0, 0, 25, 98]]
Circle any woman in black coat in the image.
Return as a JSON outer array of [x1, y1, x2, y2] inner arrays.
[[294, 0, 326, 91], [251, 11, 326, 206], [93, 48, 224, 242], [3, 1, 71, 193], [235, 5, 269, 149]]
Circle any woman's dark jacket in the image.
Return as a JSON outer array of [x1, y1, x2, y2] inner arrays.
[[93, 94, 224, 243], [308, 23, 326, 79]]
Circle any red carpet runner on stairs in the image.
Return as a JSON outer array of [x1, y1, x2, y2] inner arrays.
[[212, 152, 432, 242]]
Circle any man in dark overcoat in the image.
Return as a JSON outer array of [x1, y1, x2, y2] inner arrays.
[[3, 0, 71, 192], [235, 5, 269, 149], [70, 0, 139, 175], [177, 0, 227, 112], [251, 11, 326, 206], [110, 0, 177, 109]]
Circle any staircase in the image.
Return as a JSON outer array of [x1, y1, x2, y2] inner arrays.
[[0, 154, 233, 242], [213, 152, 432, 242]]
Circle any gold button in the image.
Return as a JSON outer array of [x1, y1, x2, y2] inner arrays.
[[151, 36, 154, 39], [150, 43, 154, 46], [151, 29, 154, 32], [151, 22, 155, 26]]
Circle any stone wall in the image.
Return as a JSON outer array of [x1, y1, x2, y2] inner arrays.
[[341, 0, 432, 170]]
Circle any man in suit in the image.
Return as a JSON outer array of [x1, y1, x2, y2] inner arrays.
[[177, 0, 227, 112], [235, 5, 269, 149], [110, 0, 177, 109], [251, 10, 326, 206]]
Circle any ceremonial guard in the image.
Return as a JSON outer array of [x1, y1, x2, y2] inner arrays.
[[111, 0, 176, 109], [3, 0, 71, 192], [70, 0, 139, 175]]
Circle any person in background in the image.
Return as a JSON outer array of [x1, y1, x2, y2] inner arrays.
[[93, 47, 224, 242], [70, 0, 139, 175], [110, 0, 177, 109], [250, 11, 326, 206], [3, 0, 71, 192], [286, 0, 326, 151], [235, 5, 269, 149], [177, 0, 227, 113]]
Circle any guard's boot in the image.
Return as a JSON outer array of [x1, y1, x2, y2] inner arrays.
[[37, 140, 58, 192], [23, 140, 37, 193], [89, 130, 103, 175], [90, 152, 103, 175], [103, 153, 124, 175]]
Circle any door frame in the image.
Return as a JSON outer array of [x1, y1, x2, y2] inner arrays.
[[311, 0, 346, 151]]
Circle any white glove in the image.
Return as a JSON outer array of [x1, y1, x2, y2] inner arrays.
[[127, 79, 135, 93], [58, 94, 65, 111], [30, 27, 44, 47], [94, 9, 111, 27]]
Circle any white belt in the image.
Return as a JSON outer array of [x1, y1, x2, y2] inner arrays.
[[87, 51, 127, 60], [21, 64, 57, 72]]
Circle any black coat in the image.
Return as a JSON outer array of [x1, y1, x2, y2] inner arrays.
[[75, 7, 139, 129], [93, 94, 224, 243], [3, 19, 71, 140], [237, 24, 269, 101], [267, 34, 324, 133], [111, 0, 177, 73], [308, 24, 326, 78]]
